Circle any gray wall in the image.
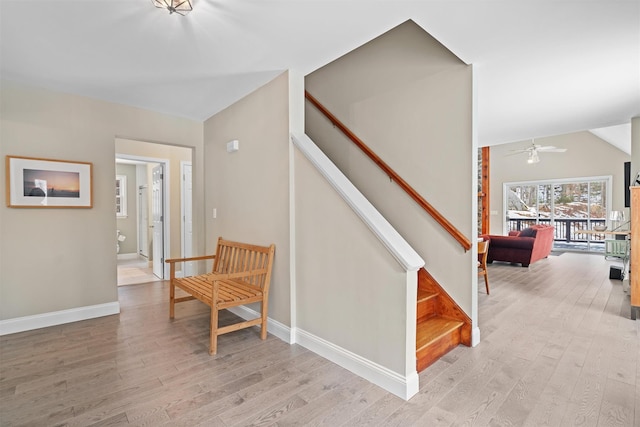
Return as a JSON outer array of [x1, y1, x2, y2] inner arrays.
[[489, 131, 631, 235], [305, 20, 476, 320], [294, 147, 411, 373], [203, 72, 291, 326], [0, 80, 204, 320]]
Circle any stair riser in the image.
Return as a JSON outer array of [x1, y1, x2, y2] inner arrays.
[[416, 326, 462, 372], [417, 297, 437, 322]]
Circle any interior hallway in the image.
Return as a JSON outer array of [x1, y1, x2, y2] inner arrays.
[[117, 255, 161, 286]]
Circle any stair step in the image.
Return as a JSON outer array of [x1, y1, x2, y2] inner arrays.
[[417, 288, 438, 322], [416, 317, 463, 349], [416, 316, 464, 372], [417, 288, 438, 303]]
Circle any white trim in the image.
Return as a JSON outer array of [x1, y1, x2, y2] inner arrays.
[[403, 271, 418, 377], [180, 161, 194, 276], [225, 306, 418, 399], [0, 302, 120, 336], [295, 328, 419, 400], [471, 326, 481, 347], [291, 133, 424, 272], [471, 64, 480, 339], [288, 70, 305, 346], [226, 306, 292, 344], [504, 175, 614, 187], [115, 174, 128, 217], [289, 139, 297, 344]]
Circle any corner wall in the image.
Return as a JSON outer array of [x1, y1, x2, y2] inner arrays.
[[203, 72, 291, 327], [305, 20, 476, 321], [0, 80, 204, 327]]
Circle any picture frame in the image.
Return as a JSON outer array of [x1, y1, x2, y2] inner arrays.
[[5, 155, 93, 208]]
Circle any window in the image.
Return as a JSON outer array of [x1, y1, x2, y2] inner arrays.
[[116, 175, 127, 217], [504, 176, 611, 252]]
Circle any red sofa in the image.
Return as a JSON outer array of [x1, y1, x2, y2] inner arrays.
[[483, 225, 555, 267]]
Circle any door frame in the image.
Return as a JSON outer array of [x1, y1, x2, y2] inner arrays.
[[115, 153, 171, 279], [181, 161, 194, 276], [138, 184, 149, 258]]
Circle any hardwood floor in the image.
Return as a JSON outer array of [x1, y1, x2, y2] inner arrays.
[[1, 252, 638, 426], [117, 256, 161, 286]]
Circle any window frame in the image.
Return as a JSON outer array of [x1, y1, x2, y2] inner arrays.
[[116, 174, 128, 218]]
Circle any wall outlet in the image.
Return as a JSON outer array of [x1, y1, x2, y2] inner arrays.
[[490, 210, 498, 215]]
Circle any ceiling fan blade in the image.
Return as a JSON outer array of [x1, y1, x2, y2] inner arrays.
[[506, 149, 529, 156], [536, 146, 567, 152]]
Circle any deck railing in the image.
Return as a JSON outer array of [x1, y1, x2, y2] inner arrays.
[[507, 218, 610, 244]]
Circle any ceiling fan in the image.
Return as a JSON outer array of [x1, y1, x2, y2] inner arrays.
[[509, 141, 567, 164]]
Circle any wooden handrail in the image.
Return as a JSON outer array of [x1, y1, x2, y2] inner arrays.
[[305, 90, 472, 252]]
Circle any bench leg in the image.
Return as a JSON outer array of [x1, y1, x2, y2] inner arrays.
[[210, 282, 219, 355], [169, 280, 175, 319], [260, 299, 268, 340], [209, 307, 218, 355]]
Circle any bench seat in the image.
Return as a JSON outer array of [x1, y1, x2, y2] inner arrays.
[[166, 237, 275, 354]]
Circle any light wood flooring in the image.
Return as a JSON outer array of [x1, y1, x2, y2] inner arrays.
[[117, 256, 161, 286], [1, 252, 638, 426]]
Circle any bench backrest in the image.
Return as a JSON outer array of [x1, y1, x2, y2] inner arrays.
[[212, 237, 276, 291]]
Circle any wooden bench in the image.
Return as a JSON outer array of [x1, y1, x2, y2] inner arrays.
[[165, 237, 276, 355]]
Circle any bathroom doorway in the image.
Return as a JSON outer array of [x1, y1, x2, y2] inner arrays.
[[115, 138, 193, 286]]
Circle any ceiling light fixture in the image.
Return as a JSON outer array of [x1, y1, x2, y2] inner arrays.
[[527, 151, 540, 164], [153, 0, 192, 16]]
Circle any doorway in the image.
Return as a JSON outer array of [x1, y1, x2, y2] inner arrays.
[[115, 156, 169, 285], [115, 139, 194, 286]]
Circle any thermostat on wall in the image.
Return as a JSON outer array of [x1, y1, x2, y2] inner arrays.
[[226, 140, 239, 152]]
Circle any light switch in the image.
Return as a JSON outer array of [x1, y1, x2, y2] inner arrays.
[[226, 140, 239, 152], [212, 208, 217, 219]]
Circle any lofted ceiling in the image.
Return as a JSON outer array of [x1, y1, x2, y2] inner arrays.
[[1, 1, 638, 151]]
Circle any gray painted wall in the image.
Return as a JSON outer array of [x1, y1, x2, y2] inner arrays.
[[0, 80, 204, 320], [203, 72, 292, 326], [305, 20, 476, 321]]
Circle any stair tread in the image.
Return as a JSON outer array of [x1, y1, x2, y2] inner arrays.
[[417, 288, 438, 302], [416, 317, 464, 350]]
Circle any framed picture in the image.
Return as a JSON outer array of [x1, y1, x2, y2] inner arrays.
[[5, 156, 93, 208]]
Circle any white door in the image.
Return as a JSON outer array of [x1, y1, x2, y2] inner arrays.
[[182, 163, 194, 276], [138, 185, 149, 258], [152, 164, 164, 279]]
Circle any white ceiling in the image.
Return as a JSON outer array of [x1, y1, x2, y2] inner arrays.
[[1, 1, 639, 151]]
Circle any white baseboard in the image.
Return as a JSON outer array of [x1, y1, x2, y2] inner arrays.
[[0, 302, 121, 336], [225, 306, 418, 400], [294, 328, 419, 400], [226, 306, 292, 344]]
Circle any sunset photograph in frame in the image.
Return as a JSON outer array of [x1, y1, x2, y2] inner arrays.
[[6, 156, 93, 208]]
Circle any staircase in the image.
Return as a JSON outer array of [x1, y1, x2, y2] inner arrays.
[[416, 268, 472, 372]]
